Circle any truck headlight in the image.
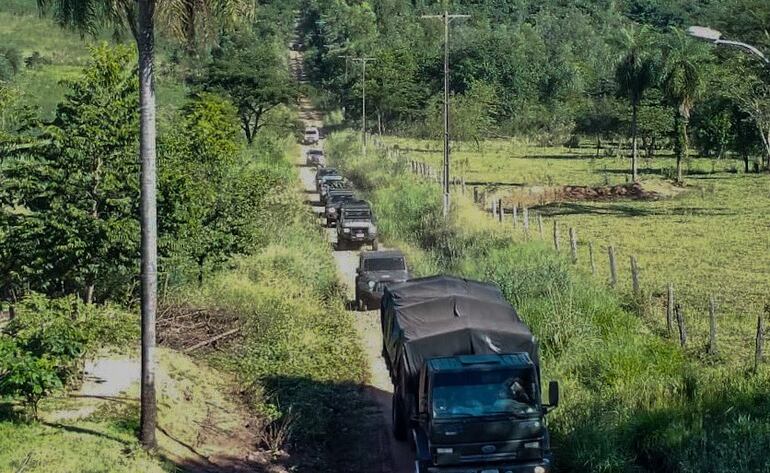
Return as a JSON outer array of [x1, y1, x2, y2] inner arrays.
[[343, 228, 350, 233], [524, 441, 540, 449], [368, 281, 376, 289], [534, 467, 546, 473], [329, 208, 336, 214]]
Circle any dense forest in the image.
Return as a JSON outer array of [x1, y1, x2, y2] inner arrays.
[[302, 0, 770, 178]]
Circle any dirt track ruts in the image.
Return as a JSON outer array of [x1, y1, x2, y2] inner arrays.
[[291, 47, 414, 473]]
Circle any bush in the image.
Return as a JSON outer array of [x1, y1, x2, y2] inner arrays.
[[0, 293, 137, 417], [24, 51, 51, 69]]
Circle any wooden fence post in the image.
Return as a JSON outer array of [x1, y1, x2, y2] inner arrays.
[[630, 256, 640, 295], [492, 199, 497, 219], [755, 309, 766, 370], [552, 221, 560, 252], [608, 245, 617, 288], [523, 207, 529, 238], [708, 296, 717, 355], [473, 186, 479, 203], [538, 214, 544, 240], [666, 284, 674, 338], [462, 177, 466, 195], [675, 303, 687, 347], [569, 228, 578, 263], [588, 242, 596, 275], [512, 204, 518, 228], [498, 199, 503, 223]]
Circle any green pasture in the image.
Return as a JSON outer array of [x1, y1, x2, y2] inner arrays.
[[380, 135, 770, 364]]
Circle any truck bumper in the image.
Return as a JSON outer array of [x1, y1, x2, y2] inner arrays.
[[422, 460, 551, 473]]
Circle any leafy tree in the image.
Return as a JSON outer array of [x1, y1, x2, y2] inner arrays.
[[199, 29, 296, 144], [660, 28, 711, 183], [0, 45, 140, 304], [614, 25, 656, 181]]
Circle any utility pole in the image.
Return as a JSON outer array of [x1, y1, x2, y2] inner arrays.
[[352, 56, 376, 155], [422, 10, 469, 217]]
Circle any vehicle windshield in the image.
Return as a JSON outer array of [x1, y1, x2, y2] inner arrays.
[[308, 150, 324, 155], [364, 257, 405, 271], [432, 369, 539, 419], [322, 175, 343, 182], [329, 194, 354, 203], [343, 209, 371, 221], [305, 129, 317, 135]]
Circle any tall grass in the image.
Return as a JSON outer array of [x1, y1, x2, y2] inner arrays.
[[166, 142, 368, 469], [327, 131, 770, 473]]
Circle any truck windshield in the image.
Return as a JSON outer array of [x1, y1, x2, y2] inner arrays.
[[432, 369, 538, 419], [364, 257, 405, 271], [343, 210, 371, 221]]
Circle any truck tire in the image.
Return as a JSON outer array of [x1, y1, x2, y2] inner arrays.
[[392, 393, 408, 441], [358, 297, 367, 311], [414, 460, 431, 473], [371, 239, 379, 251]]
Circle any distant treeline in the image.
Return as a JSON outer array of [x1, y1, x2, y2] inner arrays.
[[300, 0, 770, 168]]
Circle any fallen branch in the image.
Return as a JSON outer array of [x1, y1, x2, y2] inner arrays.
[[184, 328, 240, 353]]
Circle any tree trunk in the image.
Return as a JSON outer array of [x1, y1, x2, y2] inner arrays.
[[631, 99, 639, 182], [85, 285, 95, 304], [744, 153, 750, 173], [674, 112, 687, 184], [137, 0, 158, 451], [184, 0, 197, 56]]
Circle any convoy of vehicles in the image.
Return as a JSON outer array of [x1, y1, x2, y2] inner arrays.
[[302, 126, 559, 472], [381, 276, 559, 473], [355, 251, 409, 311]]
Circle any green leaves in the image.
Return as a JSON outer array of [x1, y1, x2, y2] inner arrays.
[[0, 44, 139, 302]]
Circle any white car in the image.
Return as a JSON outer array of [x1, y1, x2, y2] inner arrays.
[[303, 127, 320, 145]]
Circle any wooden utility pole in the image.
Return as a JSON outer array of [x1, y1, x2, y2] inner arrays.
[[352, 57, 376, 155], [421, 9, 469, 217]]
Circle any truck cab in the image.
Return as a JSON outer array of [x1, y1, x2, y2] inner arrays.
[[412, 354, 558, 473]]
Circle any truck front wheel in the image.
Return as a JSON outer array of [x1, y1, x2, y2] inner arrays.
[[414, 460, 431, 473], [392, 393, 408, 441]]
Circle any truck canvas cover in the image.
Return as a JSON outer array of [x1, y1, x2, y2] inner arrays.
[[381, 276, 538, 379]]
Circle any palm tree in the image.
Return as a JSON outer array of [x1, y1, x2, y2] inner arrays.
[[37, 0, 255, 450], [660, 28, 711, 184], [615, 26, 656, 182], [157, 0, 256, 55], [37, 0, 160, 450]]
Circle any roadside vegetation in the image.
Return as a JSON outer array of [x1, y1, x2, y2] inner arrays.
[[1, 1, 369, 471], [327, 131, 770, 473]]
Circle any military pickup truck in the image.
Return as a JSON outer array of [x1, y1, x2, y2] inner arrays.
[[325, 190, 356, 227], [354, 250, 410, 311], [381, 276, 559, 473], [335, 199, 378, 251]]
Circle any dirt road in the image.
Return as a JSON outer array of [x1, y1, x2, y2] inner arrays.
[[292, 48, 414, 473]]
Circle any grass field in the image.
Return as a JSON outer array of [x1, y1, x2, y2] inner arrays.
[[381, 135, 770, 365], [0, 2, 188, 118]]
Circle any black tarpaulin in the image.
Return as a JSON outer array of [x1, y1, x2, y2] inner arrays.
[[381, 276, 538, 380]]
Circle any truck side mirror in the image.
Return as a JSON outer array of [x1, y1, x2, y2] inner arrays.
[[355, 267, 360, 274], [548, 380, 559, 409]]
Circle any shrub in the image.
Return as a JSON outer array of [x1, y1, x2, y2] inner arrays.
[[0, 293, 137, 417], [0, 339, 61, 420]]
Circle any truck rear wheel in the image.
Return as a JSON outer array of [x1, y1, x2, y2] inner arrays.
[[414, 460, 430, 473], [392, 393, 408, 441]]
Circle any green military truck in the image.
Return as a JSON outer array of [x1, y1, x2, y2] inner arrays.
[[381, 276, 559, 473]]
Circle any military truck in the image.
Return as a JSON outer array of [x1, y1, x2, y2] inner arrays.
[[335, 200, 378, 250], [355, 250, 410, 311], [320, 179, 350, 206], [381, 276, 559, 473], [315, 167, 339, 192], [325, 190, 356, 227]]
